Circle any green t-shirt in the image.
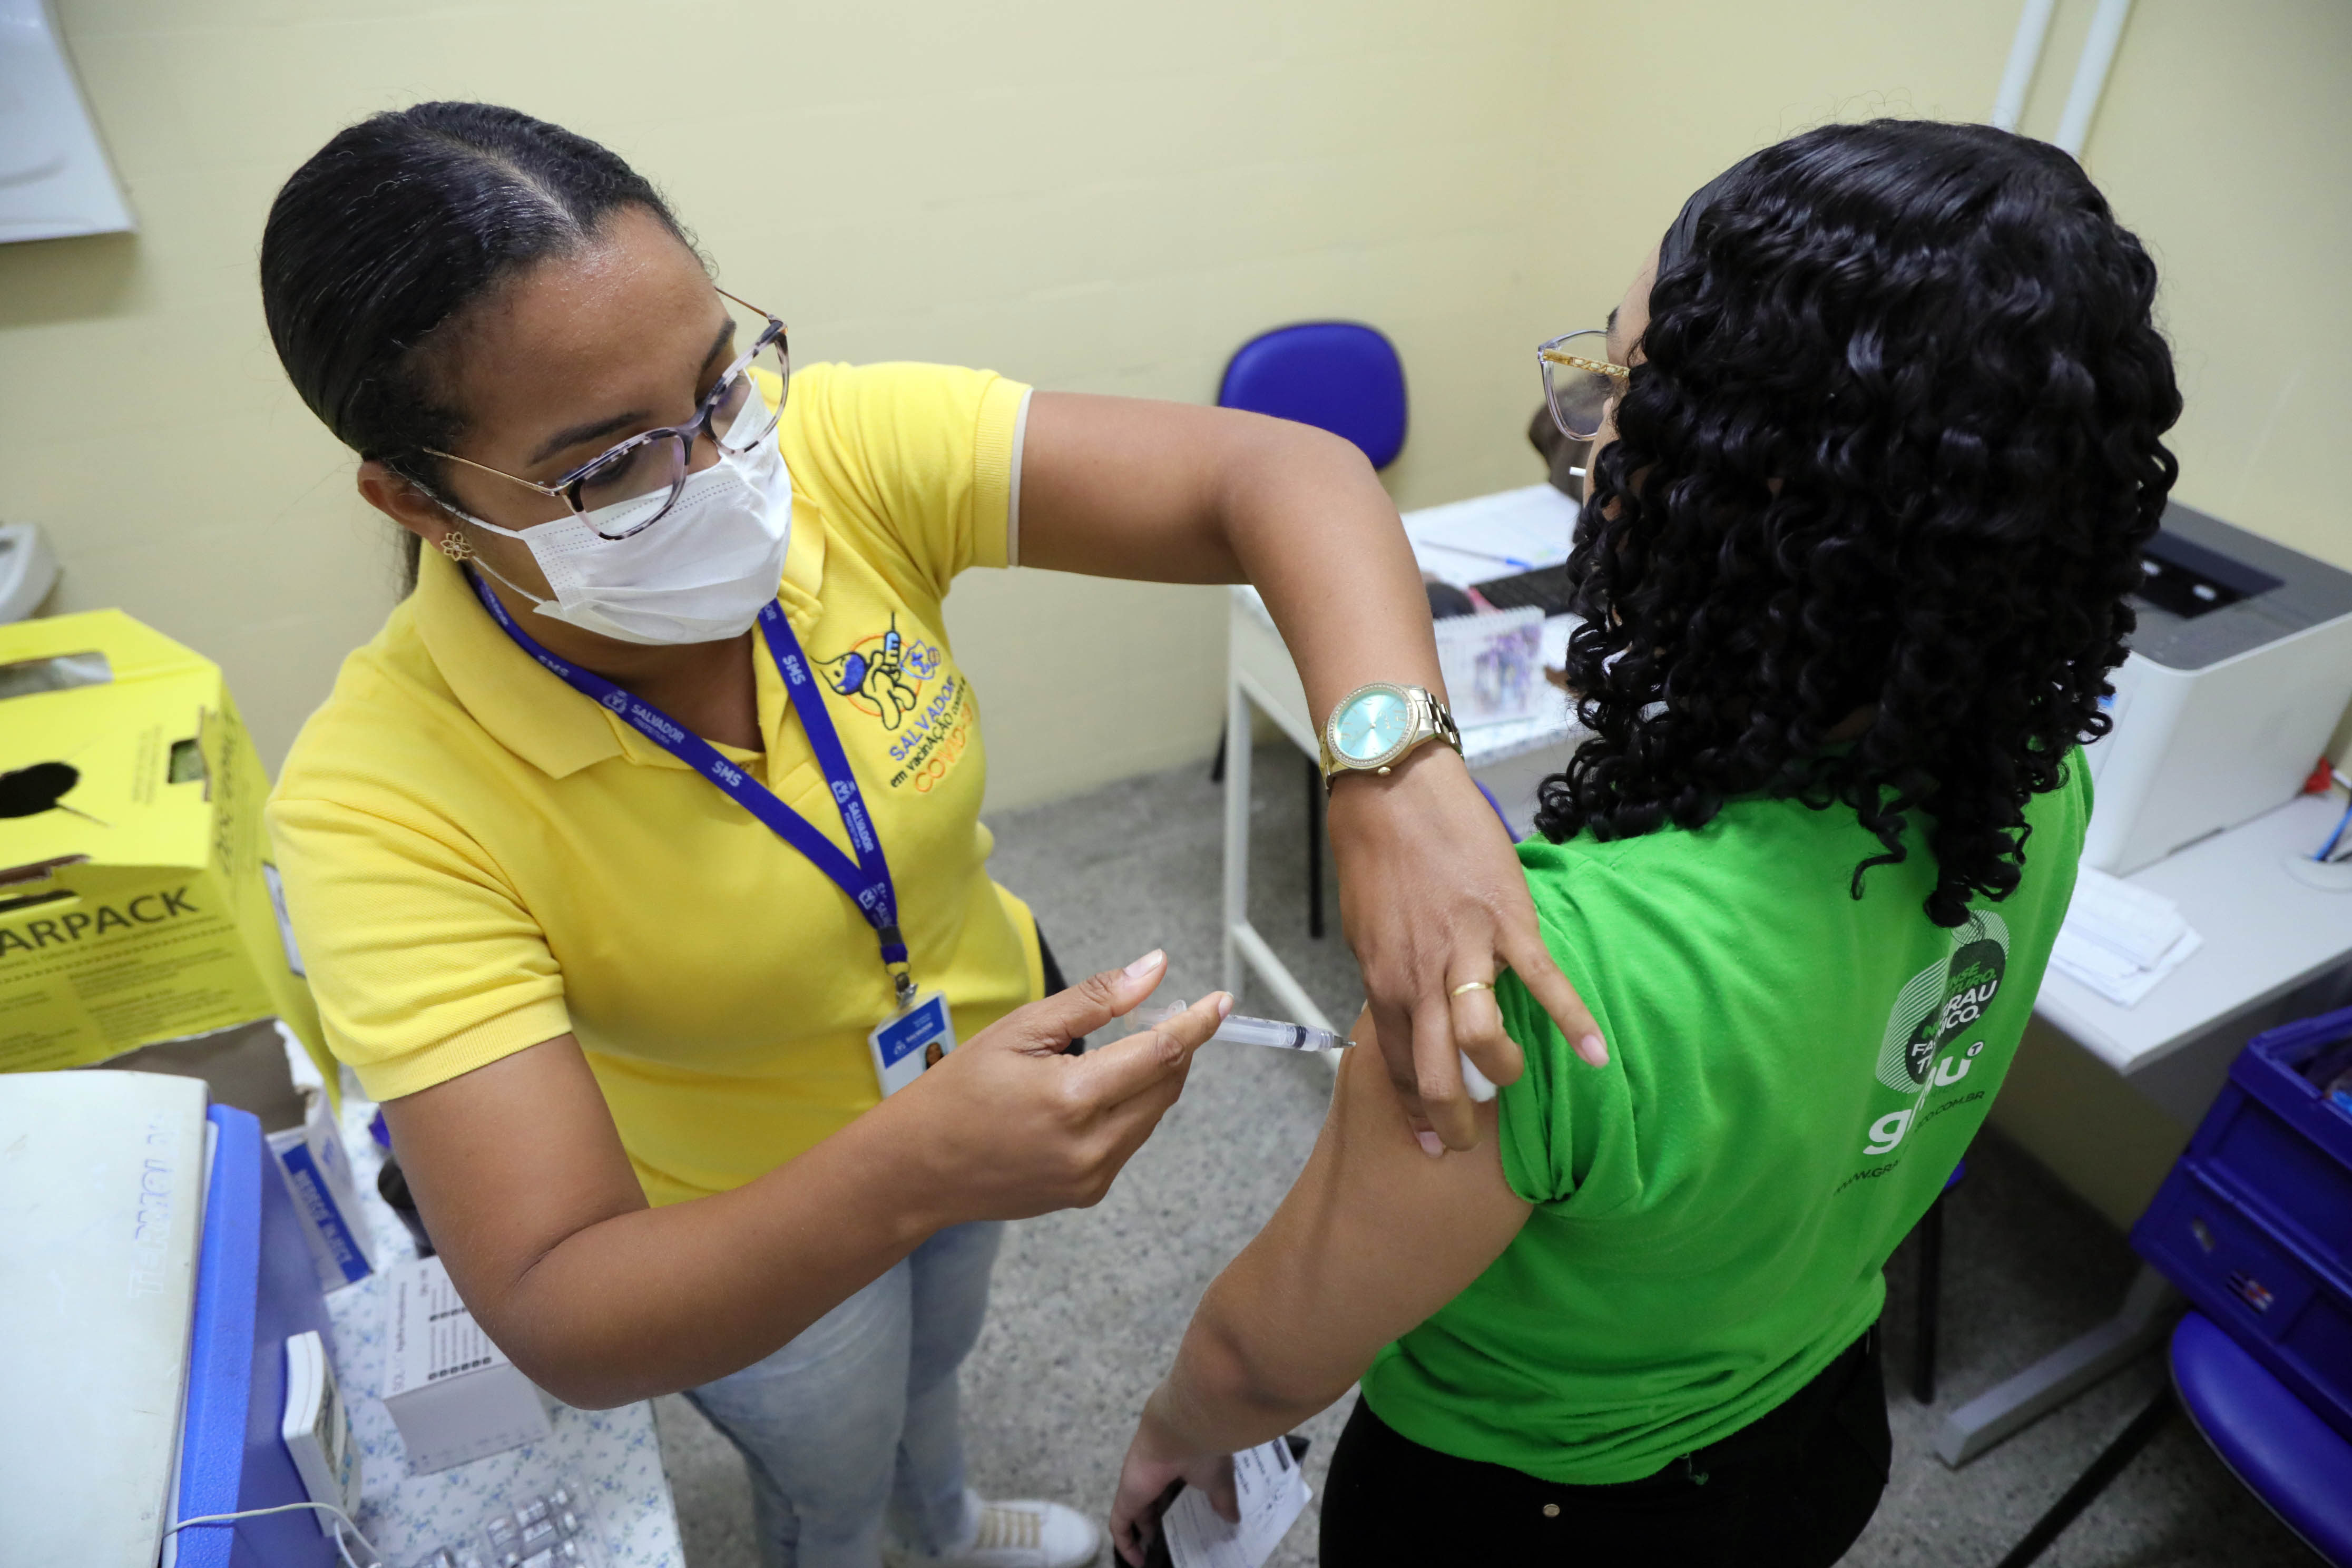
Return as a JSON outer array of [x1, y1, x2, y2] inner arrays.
[[1359, 754, 2091, 1484]]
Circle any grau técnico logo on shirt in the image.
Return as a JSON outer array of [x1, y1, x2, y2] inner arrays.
[[1857, 910, 2011, 1159]]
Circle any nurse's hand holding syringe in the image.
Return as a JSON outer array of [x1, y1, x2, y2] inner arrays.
[[384, 949, 1230, 1410], [1124, 1003, 1497, 1102]]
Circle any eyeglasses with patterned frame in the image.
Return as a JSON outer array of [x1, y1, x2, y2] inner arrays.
[[1537, 329, 1631, 443], [425, 288, 789, 542]]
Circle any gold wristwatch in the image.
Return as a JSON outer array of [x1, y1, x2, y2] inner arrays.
[[1318, 683, 1463, 789]]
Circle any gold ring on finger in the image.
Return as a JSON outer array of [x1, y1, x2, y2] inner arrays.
[[1449, 979, 1495, 998]]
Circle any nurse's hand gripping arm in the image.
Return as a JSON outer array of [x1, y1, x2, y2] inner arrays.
[[381, 953, 1228, 1409], [1020, 396, 1607, 1153], [1105, 1011, 1534, 1565]]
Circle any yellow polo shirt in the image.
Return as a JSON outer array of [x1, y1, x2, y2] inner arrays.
[[267, 362, 1041, 1206]]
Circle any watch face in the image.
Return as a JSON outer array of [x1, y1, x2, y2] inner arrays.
[[1333, 688, 1411, 762]]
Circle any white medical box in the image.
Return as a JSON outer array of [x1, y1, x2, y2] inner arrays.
[[266, 1039, 376, 1293], [383, 1255, 553, 1474]]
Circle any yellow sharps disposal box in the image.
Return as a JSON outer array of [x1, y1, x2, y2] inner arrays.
[[0, 610, 330, 1084]]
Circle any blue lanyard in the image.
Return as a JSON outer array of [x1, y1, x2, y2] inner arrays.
[[468, 573, 913, 1001]]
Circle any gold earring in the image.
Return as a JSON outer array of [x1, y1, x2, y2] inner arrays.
[[438, 533, 474, 563]]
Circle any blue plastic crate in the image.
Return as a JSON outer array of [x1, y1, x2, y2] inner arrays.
[[2133, 1004, 2352, 1443], [171, 1105, 339, 1568]]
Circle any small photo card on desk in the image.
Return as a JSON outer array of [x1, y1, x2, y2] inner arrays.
[[1435, 606, 1546, 728]]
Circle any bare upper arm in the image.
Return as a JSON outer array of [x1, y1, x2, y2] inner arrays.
[[1190, 1012, 1534, 1407], [1016, 390, 1364, 582], [378, 1034, 648, 1344]]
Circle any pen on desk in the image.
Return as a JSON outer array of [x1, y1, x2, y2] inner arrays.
[[1416, 540, 1538, 571]]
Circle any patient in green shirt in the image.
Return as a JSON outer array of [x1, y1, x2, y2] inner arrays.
[[1112, 117, 2184, 1568]]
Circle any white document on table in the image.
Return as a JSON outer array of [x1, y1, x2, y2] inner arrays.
[[2049, 865, 2204, 1007], [1405, 484, 1580, 586], [1163, 1438, 1311, 1568]]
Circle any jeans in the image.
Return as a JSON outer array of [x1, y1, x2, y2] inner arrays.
[[1319, 1329, 1891, 1567], [685, 1220, 1005, 1568]]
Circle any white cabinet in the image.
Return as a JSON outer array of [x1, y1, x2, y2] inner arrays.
[[0, 0, 133, 243]]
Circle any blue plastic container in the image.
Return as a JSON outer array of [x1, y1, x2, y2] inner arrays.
[[170, 1104, 339, 1568], [2133, 1004, 2352, 1443]]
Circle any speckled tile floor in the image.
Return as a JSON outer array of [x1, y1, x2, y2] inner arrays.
[[653, 749, 2318, 1568]]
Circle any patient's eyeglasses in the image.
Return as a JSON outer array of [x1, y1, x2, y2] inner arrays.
[[427, 288, 789, 541], [1538, 330, 1631, 442]]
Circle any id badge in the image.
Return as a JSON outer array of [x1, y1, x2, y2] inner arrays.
[[868, 988, 956, 1097]]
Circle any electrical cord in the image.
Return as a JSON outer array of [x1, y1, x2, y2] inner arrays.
[[2317, 796, 2352, 864], [162, 1498, 380, 1568]]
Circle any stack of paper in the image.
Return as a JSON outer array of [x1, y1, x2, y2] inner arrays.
[[2050, 866, 2202, 1007]]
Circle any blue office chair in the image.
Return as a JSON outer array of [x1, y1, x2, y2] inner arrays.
[[1218, 321, 1409, 469], [1995, 1312, 2352, 1566], [1210, 322, 1410, 939]]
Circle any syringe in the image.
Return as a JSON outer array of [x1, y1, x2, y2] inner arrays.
[[1129, 1004, 1496, 1101]]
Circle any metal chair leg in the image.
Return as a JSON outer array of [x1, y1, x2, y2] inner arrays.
[[1306, 757, 1325, 939], [1916, 1192, 1945, 1403], [1993, 1387, 2176, 1568]]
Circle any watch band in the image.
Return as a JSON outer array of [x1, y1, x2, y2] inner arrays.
[[1319, 684, 1463, 788]]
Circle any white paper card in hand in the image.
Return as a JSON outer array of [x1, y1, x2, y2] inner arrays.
[[1163, 1437, 1311, 1568]]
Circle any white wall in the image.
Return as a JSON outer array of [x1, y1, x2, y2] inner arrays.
[[1, 0, 1581, 808], [2, 1, 2344, 812]]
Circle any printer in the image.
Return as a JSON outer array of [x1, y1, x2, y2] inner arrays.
[[2083, 501, 2352, 875]]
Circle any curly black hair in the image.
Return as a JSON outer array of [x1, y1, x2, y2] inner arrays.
[[1534, 120, 2181, 926]]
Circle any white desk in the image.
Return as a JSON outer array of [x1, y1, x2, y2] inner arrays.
[[2037, 793, 2352, 1108], [1220, 484, 1588, 1026], [1937, 790, 2352, 1464]]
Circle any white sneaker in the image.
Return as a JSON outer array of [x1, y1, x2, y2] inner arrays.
[[883, 1497, 1102, 1568]]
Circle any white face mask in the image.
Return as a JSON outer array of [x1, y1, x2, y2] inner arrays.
[[457, 435, 793, 646]]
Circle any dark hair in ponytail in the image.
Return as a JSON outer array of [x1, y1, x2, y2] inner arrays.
[[258, 102, 687, 586]]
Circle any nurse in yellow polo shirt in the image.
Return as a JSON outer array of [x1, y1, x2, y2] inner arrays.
[[258, 103, 1601, 1568]]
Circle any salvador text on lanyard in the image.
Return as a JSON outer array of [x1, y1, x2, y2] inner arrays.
[[469, 573, 959, 1092]]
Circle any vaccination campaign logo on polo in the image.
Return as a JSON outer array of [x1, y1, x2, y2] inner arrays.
[[1834, 909, 2012, 1193], [817, 615, 975, 794]]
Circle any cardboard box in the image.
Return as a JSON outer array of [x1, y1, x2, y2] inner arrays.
[[384, 1256, 553, 1474], [0, 610, 330, 1086], [269, 1077, 377, 1293]]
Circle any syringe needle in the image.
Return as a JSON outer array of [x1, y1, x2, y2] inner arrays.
[[1135, 1004, 1495, 1101]]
